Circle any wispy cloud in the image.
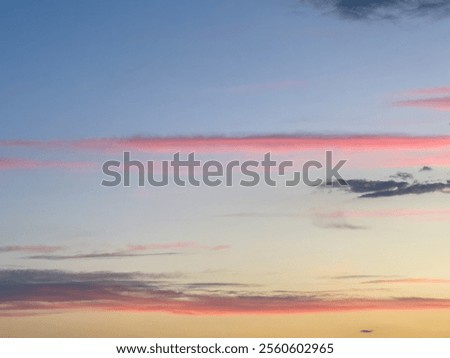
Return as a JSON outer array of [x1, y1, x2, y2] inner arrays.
[[329, 274, 450, 285], [395, 97, 450, 111], [27, 252, 180, 260], [317, 208, 450, 221], [1, 135, 449, 154], [394, 86, 450, 111], [216, 212, 297, 219], [330, 275, 395, 280], [2, 136, 449, 175], [326, 177, 450, 198], [407, 87, 450, 96], [302, 0, 450, 20], [126, 242, 229, 252], [0, 158, 94, 170], [363, 278, 450, 284], [311, 210, 368, 230], [0, 245, 63, 254], [25, 242, 230, 260]]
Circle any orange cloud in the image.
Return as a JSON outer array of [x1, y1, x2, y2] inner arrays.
[[1, 270, 449, 317], [3, 290, 450, 316]]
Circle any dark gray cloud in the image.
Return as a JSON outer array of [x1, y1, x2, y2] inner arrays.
[[0, 269, 181, 285], [341, 179, 408, 193], [326, 178, 450, 198], [360, 181, 450, 198], [420, 166, 433, 172], [0, 269, 317, 315], [301, 0, 450, 20]]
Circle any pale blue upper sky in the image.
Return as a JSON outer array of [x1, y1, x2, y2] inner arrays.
[[2, 0, 450, 140]]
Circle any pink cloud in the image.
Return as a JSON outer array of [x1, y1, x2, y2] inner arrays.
[[408, 87, 450, 96], [2, 136, 449, 172], [2, 136, 449, 154], [395, 97, 450, 111], [102, 296, 450, 315], [77, 136, 450, 153], [3, 291, 450, 316]]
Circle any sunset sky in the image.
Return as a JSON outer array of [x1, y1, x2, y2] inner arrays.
[[1, 0, 450, 337]]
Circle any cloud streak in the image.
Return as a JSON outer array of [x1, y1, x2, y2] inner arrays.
[[302, 0, 450, 20], [363, 278, 450, 284], [395, 97, 450, 111], [0, 245, 63, 254], [330, 275, 395, 280], [326, 178, 450, 198], [0, 158, 94, 170], [311, 210, 368, 230], [25, 242, 230, 261], [316, 209, 450, 221], [408, 87, 450, 96], [394, 86, 450, 111], [27, 252, 180, 260], [2, 136, 449, 174], [1, 135, 450, 154]]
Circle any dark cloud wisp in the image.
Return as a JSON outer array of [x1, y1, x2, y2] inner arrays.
[[301, 0, 450, 20], [326, 178, 450, 198], [26, 252, 179, 260]]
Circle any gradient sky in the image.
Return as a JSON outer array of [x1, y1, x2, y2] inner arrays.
[[1, 0, 450, 337]]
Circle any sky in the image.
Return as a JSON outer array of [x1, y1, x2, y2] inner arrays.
[[0, 0, 450, 337]]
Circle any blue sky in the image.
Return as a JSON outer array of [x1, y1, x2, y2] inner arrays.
[[2, 0, 450, 140]]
